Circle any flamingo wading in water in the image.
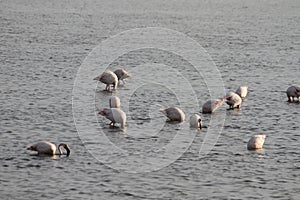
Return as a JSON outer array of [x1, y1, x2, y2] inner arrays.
[[114, 68, 131, 85], [109, 96, 121, 108], [189, 114, 202, 129], [236, 86, 248, 99], [247, 135, 266, 150], [160, 107, 185, 122], [202, 99, 224, 113], [286, 85, 300, 102], [98, 108, 126, 129], [94, 70, 118, 91], [225, 92, 242, 109], [27, 141, 70, 156]]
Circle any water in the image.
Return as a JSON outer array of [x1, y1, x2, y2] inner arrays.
[[1, 0, 300, 199]]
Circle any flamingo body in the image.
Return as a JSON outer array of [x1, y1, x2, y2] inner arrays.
[[236, 86, 248, 99], [160, 107, 185, 122], [202, 99, 224, 113], [98, 108, 126, 128], [114, 68, 131, 84], [109, 96, 121, 108], [247, 135, 266, 150], [190, 114, 202, 129], [286, 85, 300, 102], [225, 92, 242, 109], [94, 70, 118, 91]]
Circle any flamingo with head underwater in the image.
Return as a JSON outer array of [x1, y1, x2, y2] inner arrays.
[[286, 85, 300, 102], [189, 114, 202, 129], [114, 68, 131, 85], [27, 141, 70, 156]]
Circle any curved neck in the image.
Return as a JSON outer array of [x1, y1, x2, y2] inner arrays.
[[58, 143, 70, 156]]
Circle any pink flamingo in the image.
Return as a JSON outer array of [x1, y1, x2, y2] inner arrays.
[[94, 70, 118, 91]]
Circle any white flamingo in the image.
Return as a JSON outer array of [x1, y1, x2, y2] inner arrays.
[[160, 107, 185, 122], [236, 86, 248, 99], [27, 141, 70, 156], [94, 70, 118, 91], [98, 108, 126, 129], [202, 99, 224, 113], [286, 85, 300, 102], [114, 68, 131, 84], [189, 114, 202, 129], [225, 92, 242, 109], [247, 135, 266, 150], [109, 96, 121, 108]]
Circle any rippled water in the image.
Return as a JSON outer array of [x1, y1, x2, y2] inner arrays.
[[1, 0, 300, 199]]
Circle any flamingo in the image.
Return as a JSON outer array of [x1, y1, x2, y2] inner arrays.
[[98, 108, 126, 129], [109, 96, 121, 108], [225, 92, 242, 109], [286, 85, 300, 102], [189, 114, 202, 129], [94, 70, 118, 91], [160, 107, 185, 122], [114, 68, 131, 84], [202, 99, 224, 113], [27, 141, 70, 156], [236, 86, 248, 99], [247, 135, 266, 150]]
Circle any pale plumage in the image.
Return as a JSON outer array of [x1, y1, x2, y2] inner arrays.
[[247, 135, 266, 150], [189, 114, 202, 129], [114, 68, 131, 84], [98, 108, 126, 128], [236, 86, 248, 99], [160, 107, 185, 122], [202, 99, 224, 113], [225, 92, 242, 109], [109, 96, 121, 108], [94, 70, 118, 91], [27, 141, 70, 156], [286, 85, 300, 102]]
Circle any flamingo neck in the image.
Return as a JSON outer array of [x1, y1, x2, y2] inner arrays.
[[58, 145, 63, 155], [58, 143, 70, 156]]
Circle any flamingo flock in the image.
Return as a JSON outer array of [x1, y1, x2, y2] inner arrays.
[[26, 67, 299, 155]]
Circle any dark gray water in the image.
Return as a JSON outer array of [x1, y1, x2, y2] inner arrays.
[[1, 0, 300, 199]]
